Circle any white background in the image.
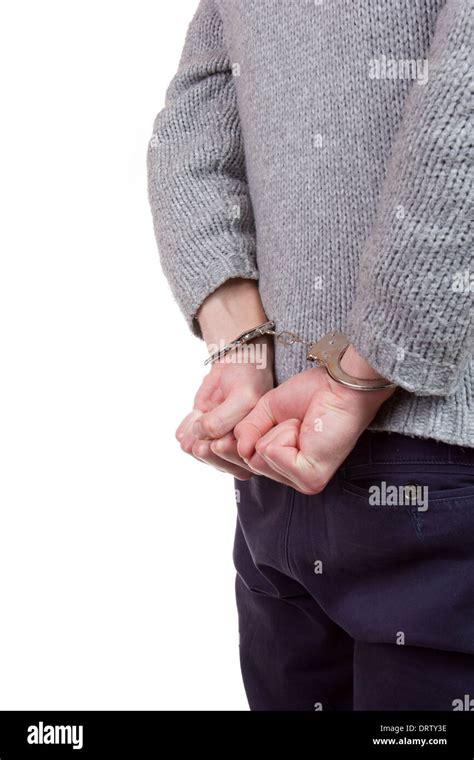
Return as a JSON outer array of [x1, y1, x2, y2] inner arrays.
[[0, 0, 248, 709]]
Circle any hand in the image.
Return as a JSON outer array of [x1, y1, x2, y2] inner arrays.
[[234, 347, 396, 494], [176, 340, 273, 480]]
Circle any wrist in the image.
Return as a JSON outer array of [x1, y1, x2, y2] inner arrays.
[[339, 345, 388, 382], [337, 344, 396, 399], [197, 279, 267, 346]]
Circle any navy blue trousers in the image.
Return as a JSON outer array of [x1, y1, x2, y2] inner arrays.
[[234, 431, 474, 710]]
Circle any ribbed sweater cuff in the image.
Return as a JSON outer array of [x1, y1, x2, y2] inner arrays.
[[346, 306, 464, 397]]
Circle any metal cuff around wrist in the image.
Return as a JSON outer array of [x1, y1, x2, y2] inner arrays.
[[204, 321, 396, 392], [306, 332, 397, 391], [204, 321, 275, 366]]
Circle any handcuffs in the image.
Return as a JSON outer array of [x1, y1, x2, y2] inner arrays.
[[204, 320, 396, 392]]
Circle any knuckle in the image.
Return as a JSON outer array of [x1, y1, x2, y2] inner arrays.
[[203, 416, 222, 439], [192, 441, 208, 459], [180, 440, 193, 455], [235, 419, 250, 439], [210, 439, 225, 454], [264, 442, 278, 460]]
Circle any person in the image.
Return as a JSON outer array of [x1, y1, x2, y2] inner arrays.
[[147, 0, 473, 710]]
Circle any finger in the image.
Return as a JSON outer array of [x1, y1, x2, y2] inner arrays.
[[209, 433, 295, 486], [193, 388, 257, 440], [260, 437, 325, 495], [245, 449, 296, 487], [179, 410, 204, 454], [192, 439, 253, 480], [256, 417, 300, 451], [209, 433, 249, 468], [234, 370, 323, 461], [255, 419, 307, 486], [176, 408, 202, 443], [234, 392, 277, 461], [253, 418, 327, 495]]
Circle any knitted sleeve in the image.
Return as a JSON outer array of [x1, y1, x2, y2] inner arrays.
[[147, 0, 258, 336], [346, 0, 473, 396]]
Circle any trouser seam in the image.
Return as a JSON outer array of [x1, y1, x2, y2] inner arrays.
[[283, 486, 297, 576]]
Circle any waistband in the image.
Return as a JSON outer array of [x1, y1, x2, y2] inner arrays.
[[343, 430, 474, 468]]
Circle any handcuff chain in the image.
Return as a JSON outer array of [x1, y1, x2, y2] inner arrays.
[[266, 329, 308, 348]]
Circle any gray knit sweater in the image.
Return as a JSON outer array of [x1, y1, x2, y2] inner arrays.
[[148, 0, 473, 447]]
